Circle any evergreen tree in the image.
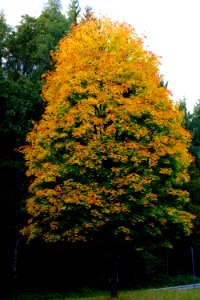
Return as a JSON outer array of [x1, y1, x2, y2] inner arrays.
[[67, 0, 81, 26], [0, 13, 12, 296], [44, 0, 62, 12], [178, 97, 192, 129], [181, 99, 200, 247], [82, 5, 94, 21], [0, 3, 70, 294]]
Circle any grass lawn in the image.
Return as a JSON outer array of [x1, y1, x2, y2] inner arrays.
[[4, 288, 200, 300]]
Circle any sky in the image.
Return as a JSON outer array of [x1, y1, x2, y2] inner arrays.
[[1, 0, 200, 112]]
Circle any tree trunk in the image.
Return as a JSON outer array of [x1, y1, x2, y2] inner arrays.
[[11, 233, 20, 296], [165, 248, 169, 276], [110, 255, 119, 298]]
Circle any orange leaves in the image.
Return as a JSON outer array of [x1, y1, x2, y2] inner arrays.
[[22, 17, 194, 245], [159, 168, 172, 175]]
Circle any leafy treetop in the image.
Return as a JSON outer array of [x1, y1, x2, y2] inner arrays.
[[22, 18, 194, 247], [67, 0, 81, 26]]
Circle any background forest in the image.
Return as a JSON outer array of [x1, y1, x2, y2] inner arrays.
[[1, 0, 200, 298]]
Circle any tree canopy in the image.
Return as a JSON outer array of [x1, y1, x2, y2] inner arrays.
[[0, 2, 81, 293], [22, 18, 194, 247]]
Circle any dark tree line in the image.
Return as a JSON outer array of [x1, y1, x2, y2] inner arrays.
[[179, 98, 200, 248], [0, 0, 83, 297], [0, 0, 200, 298]]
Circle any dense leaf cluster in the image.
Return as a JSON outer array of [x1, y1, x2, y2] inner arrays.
[[22, 18, 193, 247]]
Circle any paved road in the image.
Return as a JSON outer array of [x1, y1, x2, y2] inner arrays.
[[156, 283, 200, 290]]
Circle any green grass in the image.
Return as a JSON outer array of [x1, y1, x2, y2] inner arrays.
[[120, 289, 200, 299], [4, 288, 200, 300]]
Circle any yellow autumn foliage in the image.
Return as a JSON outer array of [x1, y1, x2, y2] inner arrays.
[[22, 17, 194, 246]]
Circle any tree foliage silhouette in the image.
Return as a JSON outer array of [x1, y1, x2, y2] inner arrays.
[[22, 18, 194, 247]]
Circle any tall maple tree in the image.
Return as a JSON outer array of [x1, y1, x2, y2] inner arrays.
[[22, 18, 194, 248]]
